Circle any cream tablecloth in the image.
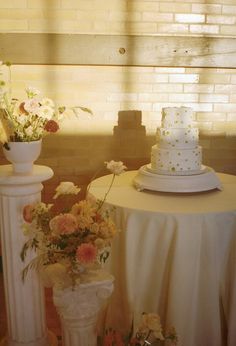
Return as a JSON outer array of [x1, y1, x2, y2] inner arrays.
[[90, 171, 236, 346]]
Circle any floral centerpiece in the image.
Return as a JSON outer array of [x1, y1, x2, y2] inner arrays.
[[0, 61, 92, 148], [20, 160, 127, 288], [101, 312, 178, 346]]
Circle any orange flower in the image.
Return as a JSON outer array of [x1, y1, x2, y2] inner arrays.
[[49, 213, 77, 235], [19, 102, 28, 115], [44, 119, 59, 133], [23, 204, 35, 223]]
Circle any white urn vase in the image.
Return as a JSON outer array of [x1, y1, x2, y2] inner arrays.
[[52, 271, 114, 346], [3, 139, 42, 174]]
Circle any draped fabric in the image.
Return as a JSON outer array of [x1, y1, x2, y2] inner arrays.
[[90, 171, 236, 346]]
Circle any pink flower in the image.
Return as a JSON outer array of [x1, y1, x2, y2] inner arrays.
[[44, 119, 59, 133], [76, 243, 97, 264], [103, 330, 114, 346], [49, 213, 77, 235], [23, 204, 35, 223]]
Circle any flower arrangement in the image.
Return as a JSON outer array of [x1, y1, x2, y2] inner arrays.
[[101, 312, 178, 346], [0, 61, 92, 148], [20, 160, 127, 288]]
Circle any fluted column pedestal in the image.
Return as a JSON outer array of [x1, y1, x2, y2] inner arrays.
[[53, 271, 114, 346], [0, 165, 55, 346]]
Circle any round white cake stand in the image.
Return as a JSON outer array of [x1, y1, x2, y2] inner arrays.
[[133, 164, 223, 193]]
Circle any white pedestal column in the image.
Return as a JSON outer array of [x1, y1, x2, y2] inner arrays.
[[53, 273, 114, 346], [0, 165, 54, 346]]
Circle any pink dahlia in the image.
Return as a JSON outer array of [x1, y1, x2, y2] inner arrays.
[[44, 119, 59, 133], [49, 213, 77, 235], [76, 243, 97, 264]]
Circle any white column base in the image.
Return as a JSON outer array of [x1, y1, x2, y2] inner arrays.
[[53, 272, 114, 346], [0, 165, 54, 346]]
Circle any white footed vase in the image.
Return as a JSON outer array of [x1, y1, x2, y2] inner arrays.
[[53, 272, 114, 346], [3, 140, 42, 174]]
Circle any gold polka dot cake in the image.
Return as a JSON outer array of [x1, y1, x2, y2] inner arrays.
[[151, 107, 202, 174]]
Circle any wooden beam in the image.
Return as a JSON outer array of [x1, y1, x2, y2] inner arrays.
[[0, 33, 236, 68]]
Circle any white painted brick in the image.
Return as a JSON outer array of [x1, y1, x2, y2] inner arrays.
[[190, 24, 219, 34], [184, 84, 214, 93], [137, 74, 168, 83], [94, 21, 110, 33], [188, 68, 231, 74], [28, 0, 60, 8], [207, 15, 236, 25], [111, 22, 158, 34], [76, 10, 109, 21], [121, 102, 153, 111], [142, 12, 173, 22], [186, 103, 213, 112], [153, 74, 169, 83], [61, 0, 97, 10], [156, 23, 189, 33], [200, 94, 229, 103], [169, 74, 199, 83], [175, 14, 205, 23], [197, 122, 213, 133], [0, 19, 28, 31], [120, 83, 153, 93], [221, 0, 236, 4], [107, 93, 138, 102], [138, 93, 168, 102], [192, 4, 222, 14], [159, 3, 191, 13], [222, 5, 236, 15], [109, 11, 141, 22], [229, 94, 236, 102], [215, 84, 236, 93], [199, 74, 231, 84], [197, 113, 226, 122], [214, 104, 236, 112], [220, 25, 236, 35], [127, 1, 159, 12], [153, 84, 183, 92], [227, 113, 236, 121], [169, 93, 199, 102], [212, 122, 228, 132], [0, 8, 39, 19]]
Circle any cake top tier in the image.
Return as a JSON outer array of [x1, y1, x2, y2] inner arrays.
[[162, 106, 195, 128]]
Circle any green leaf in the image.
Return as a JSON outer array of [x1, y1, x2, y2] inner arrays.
[[21, 253, 46, 283], [72, 106, 93, 116]]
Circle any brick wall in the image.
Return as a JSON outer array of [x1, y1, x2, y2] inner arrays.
[[1, 0, 236, 36], [0, 0, 236, 199]]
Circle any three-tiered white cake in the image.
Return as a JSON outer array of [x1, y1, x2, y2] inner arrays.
[[133, 106, 222, 192], [150, 106, 202, 175]]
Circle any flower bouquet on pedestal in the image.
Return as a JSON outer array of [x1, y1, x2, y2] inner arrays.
[[21, 160, 127, 288], [20, 160, 127, 346], [0, 61, 92, 173]]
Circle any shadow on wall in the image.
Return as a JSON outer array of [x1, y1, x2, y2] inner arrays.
[[0, 109, 235, 202]]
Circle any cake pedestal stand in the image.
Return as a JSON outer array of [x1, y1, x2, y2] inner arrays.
[[0, 165, 56, 346], [133, 165, 222, 193]]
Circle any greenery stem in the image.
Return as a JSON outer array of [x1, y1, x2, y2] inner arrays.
[[97, 174, 115, 212]]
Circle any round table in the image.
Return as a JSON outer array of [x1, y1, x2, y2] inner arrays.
[[90, 170, 236, 346]]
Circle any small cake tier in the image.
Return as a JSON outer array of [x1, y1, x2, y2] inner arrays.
[[162, 106, 195, 128], [156, 127, 199, 149], [151, 144, 202, 173]]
